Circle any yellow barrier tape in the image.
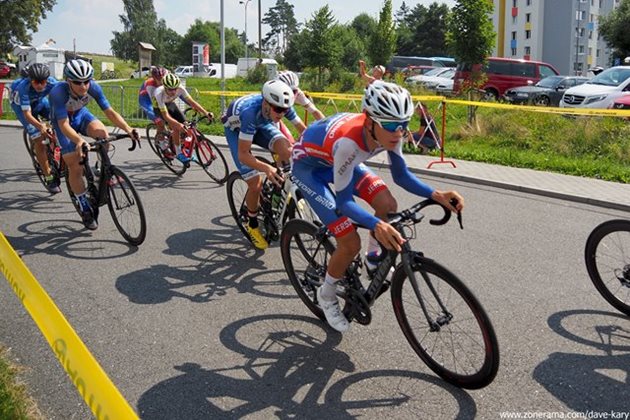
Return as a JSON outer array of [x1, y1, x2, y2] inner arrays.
[[444, 98, 630, 117], [0, 232, 138, 420]]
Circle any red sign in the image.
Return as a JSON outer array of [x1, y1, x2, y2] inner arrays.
[[203, 45, 210, 65]]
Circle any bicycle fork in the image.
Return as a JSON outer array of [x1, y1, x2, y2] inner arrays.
[[402, 251, 453, 332]]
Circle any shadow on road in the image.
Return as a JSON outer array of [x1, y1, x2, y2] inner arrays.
[[534, 309, 630, 413], [137, 314, 477, 419]]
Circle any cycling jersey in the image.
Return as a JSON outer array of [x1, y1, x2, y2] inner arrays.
[[153, 86, 191, 112], [292, 112, 435, 236], [48, 80, 111, 154], [222, 94, 299, 180], [10, 77, 57, 138], [138, 78, 160, 121]]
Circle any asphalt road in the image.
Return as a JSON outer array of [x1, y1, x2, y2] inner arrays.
[[1, 125, 629, 419]]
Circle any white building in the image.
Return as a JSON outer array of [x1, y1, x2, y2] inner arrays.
[[13, 42, 66, 79]]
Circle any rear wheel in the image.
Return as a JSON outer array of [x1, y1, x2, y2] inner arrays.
[[482, 89, 498, 101], [154, 133, 187, 175], [106, 166, 147, 246], [391, 256, 500, 389], [533, 95, 550, 106], [145, 123, 160, 156], [195, 135, 229, 184]]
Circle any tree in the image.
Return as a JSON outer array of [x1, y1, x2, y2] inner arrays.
[[446, 0, 494, 66], [351, 13, 377, 44], [367, 0, 397, 68], [176, 20, 243, 65], [302, 6, 341, 84], [262, 0, 299, 56], [155, 19, 182, 67], [111, 0, 159, 61], [599, 0, 630, 61], [0, 0, 57, 57], [397, 3, 450, 57]]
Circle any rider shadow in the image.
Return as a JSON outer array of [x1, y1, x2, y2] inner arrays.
[[137, 314, 476, 419], [533, 309, 630, 412], [0, 189, 66, 214], [116, 218, 292, 304], [5, 219, 140, 260], [120, 158, 225, 192], [0, 167, 42, 184]]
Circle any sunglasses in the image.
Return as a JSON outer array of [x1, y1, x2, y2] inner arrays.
[[70, 80, 90, 86], [32, 79, 47, 86], [376, 120, 409, 133], [271, 105, 289, 114]]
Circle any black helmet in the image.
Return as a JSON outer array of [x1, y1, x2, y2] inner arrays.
[[28, 63, 51, 81], [20, 66, 30, 78]]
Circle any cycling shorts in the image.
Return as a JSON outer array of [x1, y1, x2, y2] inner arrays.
[[225, 122, 285, 181], [291, 160, 388, 237], [52, 107, 97, 155]]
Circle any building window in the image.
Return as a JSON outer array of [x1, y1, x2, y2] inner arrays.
[[579, 45, 585, 54], [526, 0, 531, 5], [596, 49, 600, 57], [525, 46, 531, 55], [512, 15, 517, 24], [525, 30, 531, 39], [511, 47, 517, 56], [513, 0, 517, 7], [591, 0, 594, 6], [512, 31, 517, 40], [526, 13, 531, 22], [589, 31, 593, 39]]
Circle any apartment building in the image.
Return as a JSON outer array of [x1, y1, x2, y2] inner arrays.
[[492, 0, 620, 75]]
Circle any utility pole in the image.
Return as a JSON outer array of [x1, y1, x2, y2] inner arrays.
[[575, 0, 582, 76], [258, 0, 262, 59]]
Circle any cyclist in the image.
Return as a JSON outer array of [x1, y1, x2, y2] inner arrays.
[[290, 81, 464, 332], [153, 73, 213, 163], [138, 66, 168, 130], [49, 59, 139, 230], [10, 63, 60, 193], [275, 71, 325, 123], [222, 80, 297, 250]]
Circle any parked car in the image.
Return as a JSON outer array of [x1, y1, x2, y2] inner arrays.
[[130, 66, 150, 79], [609, 94, 630, 110], [401, 65, 438, 78], [174, 65, 193, 77], [406, 67, 452, 85], [560, 66, 630, 109], [421, 69, 456, 90], [503, 76, 590, 106], [453, 57, 559, 100]]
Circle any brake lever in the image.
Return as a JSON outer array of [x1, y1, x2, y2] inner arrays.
[[449, 198, 464, 230]]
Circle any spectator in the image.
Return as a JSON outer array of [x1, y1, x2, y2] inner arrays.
[[359, 60, 385, 86]]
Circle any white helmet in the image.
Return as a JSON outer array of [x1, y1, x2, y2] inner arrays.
[[262, 80, 295, 108], [624, 57, 630, 64], [362, 80, 414, 122], [275, 71, 299, 90], [64, 59, 94, 81]]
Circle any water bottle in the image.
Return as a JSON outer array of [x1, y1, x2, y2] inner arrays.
[[181, 132, 193, 155], [271, 187, 282, 211]]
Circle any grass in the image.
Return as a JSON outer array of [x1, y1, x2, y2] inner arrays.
[[2, 75, 629, 183], [0, 345, 42, 420], [80, 53, 137, 80]]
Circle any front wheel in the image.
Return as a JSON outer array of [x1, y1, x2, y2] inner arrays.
[[391, 256, 500, 389], [145, 123, 160, 156], [281, 219, 338, 321], [195, 136, 229, 184], [106, 166, 147, 246], [585, 219, 630, 316]]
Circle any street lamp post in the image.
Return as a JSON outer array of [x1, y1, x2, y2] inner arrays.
[[239, 0, 251, 61]]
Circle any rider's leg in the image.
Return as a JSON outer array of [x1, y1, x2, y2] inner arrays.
[[245, 174, 264, 227], [32, 135, 52, 177]]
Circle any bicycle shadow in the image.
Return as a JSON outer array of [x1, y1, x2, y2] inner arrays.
[[118, 159, 226, 192], [5, 219, 140, 260], [0, 167, 43, 184], [137, 314, 477, 419], [533, 309, 630, 413], [0, 189, 67, 214], [116, 218, 292, 304]]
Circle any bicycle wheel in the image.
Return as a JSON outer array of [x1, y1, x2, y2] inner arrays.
[[280, 219, 338, 321], [195, 135, 229, 184], [390, 256, 500, 389], [585, 219, 630, 316], [23, 131, 48, 187], [226, 171, 259, 245], [106, 166, 147, 246], [145, 123, 160, 156], [155, 135, 187, 175]]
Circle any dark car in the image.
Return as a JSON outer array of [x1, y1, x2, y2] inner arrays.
[[503, 76, 590, 106]]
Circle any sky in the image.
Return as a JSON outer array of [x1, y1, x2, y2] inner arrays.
[[31, 0, 456, 55]]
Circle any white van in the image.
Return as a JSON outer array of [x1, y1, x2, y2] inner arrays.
[[236, 58, 278, 79], [560, 66, 630, 109]]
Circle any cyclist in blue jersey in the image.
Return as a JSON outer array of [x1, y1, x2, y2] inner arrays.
[[222, 80, 297, 250], [291, 81, 465, 332], [10, 63, 60, 193], [49, 59, 139, 230]]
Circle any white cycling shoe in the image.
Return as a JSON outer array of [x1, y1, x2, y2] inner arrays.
[[317, 287, 350, 333]]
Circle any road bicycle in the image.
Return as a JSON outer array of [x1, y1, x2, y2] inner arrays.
[[280, 199, 500, 389], [145, 111, 228, 183], [22, 122, 65, 191], [585, 219, 630, 316], [65, 132, 147, 246], [226, 155, 318, 248]]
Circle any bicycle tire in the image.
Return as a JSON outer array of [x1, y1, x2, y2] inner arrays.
[[106, 166, 147, 246], [154, 133, 187, 175], [390, 256, 499, 389], [195, 135, 229, 184], [145, 123, 160, 156], [280, 219, 340, 321], [585, 219, 630, 316]]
